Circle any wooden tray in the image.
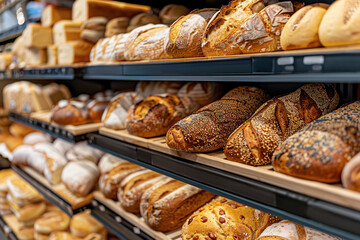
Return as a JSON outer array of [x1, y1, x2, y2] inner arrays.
[[100, 127, 360, 211], [94, 191, 181, 240]]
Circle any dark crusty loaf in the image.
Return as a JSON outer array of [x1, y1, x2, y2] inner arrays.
[[118, 169, 162, 213], [51, 100, 89, 125], [342, 152, 360, 192], [140, 178, 215, 232], [166, 86, 270, 152], [273, 101, 360, 183], [126, 94, 200, 138], [182, 196, 280, 240], [224, 83, 339, 166]]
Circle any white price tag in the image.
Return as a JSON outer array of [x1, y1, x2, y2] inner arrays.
[[303, 56, 324, 65], [115, 216, 122, 223], [277, 57, 294, 65], [133, 227, 140, 234]]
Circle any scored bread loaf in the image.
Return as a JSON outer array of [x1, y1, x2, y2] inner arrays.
[[167, 86, 269, 153], [182, 196, 280, 240], [136, 81, 185, 98], [165, 9, 218, 58], [280, 4, 329, 50], [126, 94, 200, 138], [70, 210, 106, 238], [319, 0, 360, 47], [342, 152, 360, 192], [160, 4, 190, 25], [272, 101, 360, 183], [99, 162, 143, 200], [258, 220, 341, 240], [140, 179, 215, 232], [98, 154, 127, 175], [224, 83, 339, 166], [118, 170, 162, 213], [58, 40, 93, 65], [177, 82, 224, 107], [66, 141, 104, 164], [41, 5, 72, 27], [202, 1, 294, 57]]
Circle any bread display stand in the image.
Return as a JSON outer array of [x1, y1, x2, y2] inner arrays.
[[11, 165, 92, 216], [87, 128, 360, 240], [91, 191, 181, 240], [9, 111, 103, 143], [0, 214, 19, 240]]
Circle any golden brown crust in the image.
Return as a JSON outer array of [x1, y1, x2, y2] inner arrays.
[[51, 100, 89, 126], [342, 153, 360, 192], [160, 4, 190, 25], [127, 13, 161, 32], [87, 100, 109, 123]]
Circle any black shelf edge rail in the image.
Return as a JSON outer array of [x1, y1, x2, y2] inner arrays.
[[91, 201, 153, 240], [87, 133, 360, 240], [10, 66, 81, 80], [9, 112, 90, 143], [11, 165, 90, 217], [0, 0, 26, 15], [0, 216, 17, 240]]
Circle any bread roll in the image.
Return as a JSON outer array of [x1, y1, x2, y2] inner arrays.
[[61, 161, 99, 197], [99, 162, 143, 200], [160, 4, 190, 25], [53, 138, 73, 155], [126, 94, 200, 138], [202, 1, 294, 57], [127, 13, 161, 32], [136, 81, 184, 98], [12, 145, 34, 166], [41, 5, 72, 27], [70, 210, 106, 238], [66, 141, 104, 164], [182, 197, 279, 240], [53, 20, 82, 45], [5, 135, 23, 152], [258, 220, 341, 240], [280, 4, 329, 50], [23, 132, 50, 145], [118, 170, 162, 213], [273, 101, 360, 183], [22, 23, 53, 49], [224, 83, 339, 166], [124, 24, 170, 60], [98, 154, 127, 174], [105, 17, 129, 37], [58, 40, 93, 65], [51, 100, 89, 125], [165, 9, 218, 58], [140, 179, 215, 232], [8, 200, 46, 222], [0, 52, 12, 71], [15, 226, 35, 240], [342, 152, 360, 192], [319, 0, 360, 47], [167, 86, 270, 153], [34, 211, 70, 234]]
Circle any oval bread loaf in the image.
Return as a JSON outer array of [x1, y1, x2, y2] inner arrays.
[[160, 4, 190, 25], [224, 83, 339, 166], [342, 152, 360, 192]]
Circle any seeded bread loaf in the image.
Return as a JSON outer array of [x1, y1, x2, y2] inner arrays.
[[140, 179, 215, 232], [167, 86, 270, 153], [182, 196, 280, 240], [224, 83, 339, 166], [273, 101, 360, 183]]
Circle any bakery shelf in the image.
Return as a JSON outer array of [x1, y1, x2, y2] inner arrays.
[[10, 66, 82, 80], [11, 165, 92, 216], [0, 215, 19, 240], [0, 24, 26, 44], [87, 132, 360, 240], [91, 192, 181, 240], [9, 112, 101, 143]]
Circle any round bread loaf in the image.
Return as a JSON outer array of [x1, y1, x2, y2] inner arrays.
[[87, 99, 110, 123], [165, 9, 218, 58], [319, 0, 360, 47], [127, 13, 161, 32], [342, 152, 360, 192], [281, 4, 329, 50], [160, 4, 190, 25], [51, 100, 89, 126]]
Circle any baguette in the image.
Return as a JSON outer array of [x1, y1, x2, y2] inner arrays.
[[273, 101, 360, 183], [167, 86, 270, 152], [224, 83, 339, 166]]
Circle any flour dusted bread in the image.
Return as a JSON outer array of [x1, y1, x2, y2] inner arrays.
[[273, 101, 360, 183], [160, 4, 190, 25], [258, 220, 341, 240], [106, 17, 129, 37], [166, 9, 218, 58], [98, 154, 127, 174], [66, 141, 103, 164], [136, 81, 184, 98], [140, 179, 215, 232], [41, 5, 72, 27], [167, 86, 269, 153], [342, 152, 360, 192], [319, 0, 360, 47], [58, 40, 93, 65], [23, 132, 50, 145], [202, 1, 294, 57], [281, 4, 329, 50], [182, 197, 279, 240], [225, 83, 339, 166]]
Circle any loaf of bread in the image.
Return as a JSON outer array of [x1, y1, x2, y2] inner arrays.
[[49, 232, 82, 240], [9, 123, 34, 137], [53, 138, 73, 155], [127, 13, 161, 32], [118, 170, 162, 213], [24, 48, 47, 66], [182, 196, 279, 240], [98, 154, 126, 174], [58, 40, 93, 65], [80, 17, 107, 43], [47, 45, 58, 65], [102, 92, 143, 130], [99, 162, 143, 200], [22, 23, 53, 48], [281, 4, 329, 50], [7, 175, 43, 203], [140, 179, 215, 232], [11, 36, 25, 67], [160, 4, 190, 25], [319, 0, 360, 47], [165, 9, 218, 58], [273, 101, 360, 183], [342, 152, 360, 192], [41, 5, 72, 27], [124, 24, 170, 60], [70, 210, 106, 238], [202, 1, 294, 57], [66, 141, 104, 164], [34, 211, 70, 234], [23, 132, 50, 145], [167, 86, 270, 152], [105, 17, 129, 37], [0, 52, 12, 71], [258, 220, 341, 240], [126, 94, 200, 138], [51, 100, 89, 125], [224, 83, 339, 166], [61, 161, 99, 197], [42, 83, 71, 107], [177, 82, 224, 107], [53, 20, 82, 45], [136, 81, 184, 98], [87, 99, 110, 123], [72, 0, 151, 23]]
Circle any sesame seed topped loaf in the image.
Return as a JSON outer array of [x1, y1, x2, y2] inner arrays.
[[224, 83, 339, 166], [273, 101, 360, 183], [166, 86, 270, 153]]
